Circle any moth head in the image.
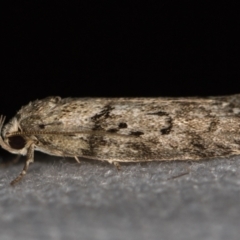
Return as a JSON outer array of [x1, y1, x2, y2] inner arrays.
[[0, 116, 28, 155]]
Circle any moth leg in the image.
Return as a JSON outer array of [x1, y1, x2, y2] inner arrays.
[[10, 144, 35, 186], [113, 161, 121, 171], [167, 170, 190, 180], [107, 160, 121, 170], [74, 156, 81, 163]]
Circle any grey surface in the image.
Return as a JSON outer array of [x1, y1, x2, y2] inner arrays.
[[0, 153, 240, 240]]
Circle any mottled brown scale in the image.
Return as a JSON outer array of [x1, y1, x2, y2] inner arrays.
[[1, 94, 240, 184]]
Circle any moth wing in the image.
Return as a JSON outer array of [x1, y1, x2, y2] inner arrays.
[[17, 95, 240, 162]]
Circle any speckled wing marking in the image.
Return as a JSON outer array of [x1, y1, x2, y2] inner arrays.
[[12, 95, 240, 160]]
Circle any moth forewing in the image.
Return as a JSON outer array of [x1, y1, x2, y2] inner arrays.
[[1, 94, 240, 185]]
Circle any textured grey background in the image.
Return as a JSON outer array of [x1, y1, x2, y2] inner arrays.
[[0, 153, 240, 240]]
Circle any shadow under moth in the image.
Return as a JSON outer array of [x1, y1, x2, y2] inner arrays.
[[1, 95, 240, 185]]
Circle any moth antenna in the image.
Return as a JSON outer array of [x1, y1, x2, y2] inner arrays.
[[6, 131, 65, 137], [6, 130, 135, 138], [6, 130, 91, 137]]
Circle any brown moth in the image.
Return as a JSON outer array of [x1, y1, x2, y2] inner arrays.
[[1, 95, 240, 185]]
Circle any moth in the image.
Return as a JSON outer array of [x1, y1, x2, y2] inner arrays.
[[1, 95, 240, 185]]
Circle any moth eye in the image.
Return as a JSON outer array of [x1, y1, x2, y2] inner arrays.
[[8, 136, 26, 150]]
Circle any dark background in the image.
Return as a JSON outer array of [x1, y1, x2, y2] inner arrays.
[[1, 2, 240, 119], [1, 3, 240, 240]]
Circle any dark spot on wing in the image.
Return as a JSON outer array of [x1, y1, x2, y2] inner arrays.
[[160, 128, 171, 135], [66, 134, 76, 137], [191, 134, 205, 150], [92, 124, 104, 131], [208, 120, 219, 132], [192, 142, 205, 150], [189, 134, 220, 158], [160, 117, 173, 135], [82, 135, 107, 157], [107, 128, 119, 133], [39, 124, 45, 129], [91, 105, 114, 121], [91, 105, 114, 132], [130, 131, 144, 136], [147, 111, 169, 116], [39, 122, 62, 129], [118, 122, 128, 128]]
